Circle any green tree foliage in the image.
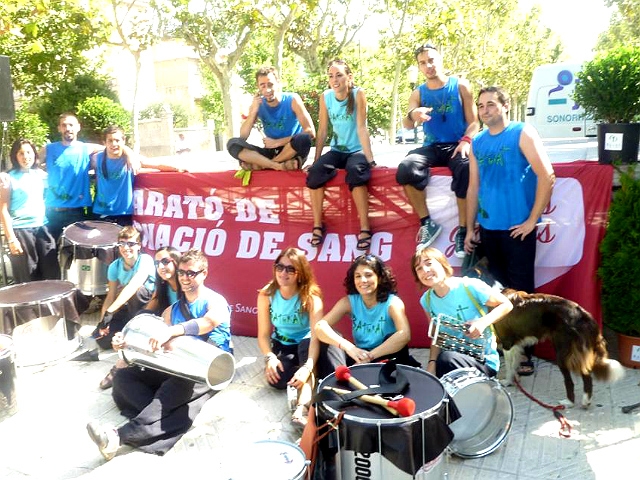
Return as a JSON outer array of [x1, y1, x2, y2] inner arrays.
[[597, 0, 640, 50], [1, 108, 49, 168], [35, 74, 119, 141], [76, 96, 132, 143], [0, 1, 107, 97], [139, 102, 190, 128]]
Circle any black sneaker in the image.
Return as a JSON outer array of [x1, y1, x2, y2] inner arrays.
[[454, 227, 467, 258], [416, 220, 442, 247]]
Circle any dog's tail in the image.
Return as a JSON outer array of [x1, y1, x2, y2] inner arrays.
[[591, 334, 625, 383]]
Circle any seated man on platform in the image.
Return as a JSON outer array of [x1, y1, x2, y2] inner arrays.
[[94, 225, 156, 389], [227, 66, 315, 171], [87, 249, 232, 460]]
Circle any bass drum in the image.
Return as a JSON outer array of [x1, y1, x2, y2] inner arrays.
[[440, 368, 513, 458]]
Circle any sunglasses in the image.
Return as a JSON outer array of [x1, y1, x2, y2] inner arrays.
[[177, 269, 204, 278], [414, 43, 437, 56], [275, 263, 296, 274], [118, 241, 139, 248], [155, 258, 173, 267]]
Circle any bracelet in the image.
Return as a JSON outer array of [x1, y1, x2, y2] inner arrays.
[[428, 359, 436, 364], [460, 135, 472, 144], [264, 352, 277, 363], [182, 319, 200, 336], [406, 108, 417, 121]]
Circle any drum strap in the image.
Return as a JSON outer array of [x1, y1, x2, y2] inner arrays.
[[100, 149, 130, 180], [178, 295, 194, 321]]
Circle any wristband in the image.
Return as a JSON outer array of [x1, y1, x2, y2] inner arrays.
[[460, 135, 472, 144], [264, 352, 277, 364], [182, 319, 200, 336], [428, 359, 436, 364], [406, 108, 417, 121]]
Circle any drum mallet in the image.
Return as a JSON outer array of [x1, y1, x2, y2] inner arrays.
[[325, 386, 416, 417], [335, 365, 398, 416]]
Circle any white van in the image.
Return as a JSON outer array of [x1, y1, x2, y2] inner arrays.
[[525, 63, 597, 138]]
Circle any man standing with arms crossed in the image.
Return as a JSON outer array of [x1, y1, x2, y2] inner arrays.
[[397, 44, 479, 256], [227, 66, 315, 171], [464, 86, 555, 376]]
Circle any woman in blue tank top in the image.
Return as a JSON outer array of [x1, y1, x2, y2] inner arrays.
[[257, 247, 326, 427], [145, 246, 182, 315], [0, 139, 59, 283], [316, 254, 420, 367], [305, 59, 376, 251]]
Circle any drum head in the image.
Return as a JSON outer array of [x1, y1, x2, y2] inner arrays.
[[228, 440, 308, 480], [0, 280, 76, 307], [441, 368, 513, 458], [61, 220, 122, 246]]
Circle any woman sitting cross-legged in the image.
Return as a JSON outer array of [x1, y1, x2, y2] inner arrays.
[[315, 254, 420, 367]]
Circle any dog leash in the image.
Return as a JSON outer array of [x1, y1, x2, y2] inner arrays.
[[514, 377, 572, 438]]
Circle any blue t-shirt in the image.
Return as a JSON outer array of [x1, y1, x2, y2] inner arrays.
[[258, 93, 303, 140], [270, 291, 311, 345], [107, 253, 156, 292], [44, 141, 92, 208], [325, 88, 362, 153], [472, 122, 538, 230], [420, 277, 500, 372], [8, 169, 48, 229], [170, 286, 232, 352], [93, 151, 135, 216], [348, 293, 397, 350], [418, 76, 467, 145]]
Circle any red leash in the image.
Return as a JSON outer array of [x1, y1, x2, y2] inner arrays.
[[513, 377, 572, 438]]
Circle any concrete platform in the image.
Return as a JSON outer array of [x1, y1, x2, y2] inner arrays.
[[1, 323, 640, 479]]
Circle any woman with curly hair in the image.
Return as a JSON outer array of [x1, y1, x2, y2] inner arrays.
[[315, 254, 419, 367], [257, 247, 332, 427]]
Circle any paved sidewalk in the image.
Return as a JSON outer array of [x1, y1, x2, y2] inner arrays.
[[1, 325, 640, 480]]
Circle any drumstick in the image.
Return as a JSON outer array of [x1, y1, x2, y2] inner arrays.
[[334, 365, 397, 416], [324, 386, 416, 417]]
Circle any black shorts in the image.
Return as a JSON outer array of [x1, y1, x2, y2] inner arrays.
[[306, 150, 371, 191], [396, 143, 469, 198]]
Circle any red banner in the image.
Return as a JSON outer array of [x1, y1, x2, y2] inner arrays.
[[133, 161, 612, 348]]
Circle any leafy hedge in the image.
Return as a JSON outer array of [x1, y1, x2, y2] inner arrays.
[[599, 167, 640, 336]]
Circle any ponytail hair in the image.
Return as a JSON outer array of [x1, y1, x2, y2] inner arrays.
[[327, 59, 356, 116]]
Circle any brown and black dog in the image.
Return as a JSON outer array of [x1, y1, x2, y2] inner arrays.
[[495, 289, 624, 408]]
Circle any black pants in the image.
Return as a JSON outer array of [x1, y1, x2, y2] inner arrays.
[[9, 226, 59, 283], [113, 366, 215, 455], [435, 350, 496, 378]]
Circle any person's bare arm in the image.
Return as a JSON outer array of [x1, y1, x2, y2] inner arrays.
[[355, 89, 374, 163]]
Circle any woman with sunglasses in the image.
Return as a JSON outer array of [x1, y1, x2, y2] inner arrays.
[[257, 247, 327, 427], [94, 225, 156, 389], [145, 246, 182, 314], [315, 254, 420, 367]]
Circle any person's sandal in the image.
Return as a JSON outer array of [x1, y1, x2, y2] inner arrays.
[[310, 225, 326, 247], [517, 360, 535, 377], [356, 230, 373, 251], [291, 404, 309, 428], [99, 366, 118, 390]]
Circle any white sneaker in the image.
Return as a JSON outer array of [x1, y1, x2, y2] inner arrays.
[[87, 421, 120, 461]]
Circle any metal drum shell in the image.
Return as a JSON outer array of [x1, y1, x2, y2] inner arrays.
[[120, 313, 235, 391], [440, 367, 514, 458]]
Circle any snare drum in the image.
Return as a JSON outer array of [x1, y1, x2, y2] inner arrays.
[[59, 220, 122, 296], [226, 440, 309, 480], [0, 334, 18, 421], [0, 280, 86, 365], [317, 363, 458, 480], [440, 368, 513, 458]]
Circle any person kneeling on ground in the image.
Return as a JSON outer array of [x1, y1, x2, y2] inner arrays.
[[86, 249, 232, 460]]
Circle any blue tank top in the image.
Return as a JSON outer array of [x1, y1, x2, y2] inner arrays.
[[472, 122, 538, 230], [418, 77, 467, 145], [270, 291, 311, 345], [44, 141, 92, 208], [93, 151, 135, 216], [170, 286, 232, 351], [258, 93, 303, 140], [325, 88, 362, 153], [348, 294, 397, 350], [8, 169, 47, 229]]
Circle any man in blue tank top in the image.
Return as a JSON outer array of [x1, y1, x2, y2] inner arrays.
[[227, 66, 316, 171], [464, 86, 555, 376], [396, 44, 479, 257]]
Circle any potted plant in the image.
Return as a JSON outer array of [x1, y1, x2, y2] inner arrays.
[[573, 45, 640, 164], [599, 167, 640, 367]]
